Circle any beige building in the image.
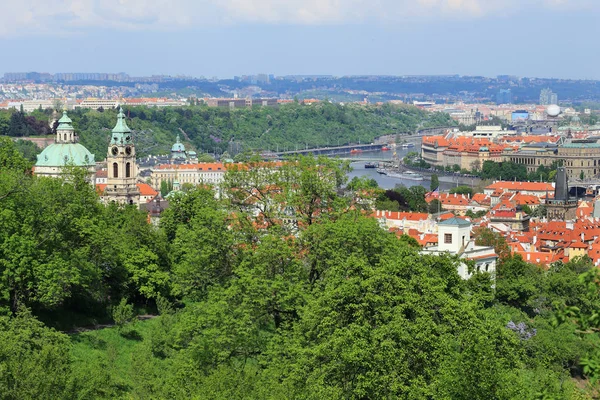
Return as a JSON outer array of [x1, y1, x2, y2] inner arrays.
[[506, 141, 600, 179], [151, 163, 227, 188]]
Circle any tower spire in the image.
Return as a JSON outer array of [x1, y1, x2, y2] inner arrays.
[[110, 107, 132, 145]]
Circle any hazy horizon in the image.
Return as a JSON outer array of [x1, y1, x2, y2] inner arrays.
[[2, 1, 599, 80]]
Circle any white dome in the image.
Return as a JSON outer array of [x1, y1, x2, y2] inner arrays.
[[547, 104, 561, 117]]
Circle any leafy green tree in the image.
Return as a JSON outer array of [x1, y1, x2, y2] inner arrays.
[[0, 136, 32, 172], [347, 176, 378, 191], [450, 185, 473, 197], [495, 255, 542, 313], [171, 198, 233, 300], [0, 308, 72, 399], [428, 198, 443, 214], [198, 153, 216, 162], [430, 173, 439, 190], [473, 226, 511, 261], [112, 297, 135, 329]]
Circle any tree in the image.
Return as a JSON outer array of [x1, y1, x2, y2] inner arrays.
[[347, 176, 378, 191], [473, 226, 511, 261], [112, 297, 135, 329], [0, 307, 73, 398], [428, 198, 442, 214], [495, 255, 542, 312], [450, 185, 473, 197], [198, 153, 216, 162], [0, 136, 32, 172], [430, 173, 439, 191], [171, 199, 233, 300]]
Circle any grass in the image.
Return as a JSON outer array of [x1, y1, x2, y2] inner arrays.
[[70, 316, 162, 391]]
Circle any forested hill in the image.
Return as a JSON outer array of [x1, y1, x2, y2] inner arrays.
[[0, 103, 455, 157]]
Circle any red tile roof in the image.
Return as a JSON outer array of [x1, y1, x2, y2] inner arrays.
[[486, 181, 554, 192]]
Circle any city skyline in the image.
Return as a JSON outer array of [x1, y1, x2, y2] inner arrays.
[[1, 1, 599, 79]]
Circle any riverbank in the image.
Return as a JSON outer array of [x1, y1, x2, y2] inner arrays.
[[399, 164, 483, 187]]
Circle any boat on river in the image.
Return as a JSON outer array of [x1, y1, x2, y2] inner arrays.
[[376, 168, 387, 175], [365, 162, 376, 169], [401, 143, 415, 149], [386, 170, 425, 181], [381, 146, 391, 151], [350, 149, 362, 154]]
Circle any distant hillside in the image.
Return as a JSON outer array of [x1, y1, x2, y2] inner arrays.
[[2, 103, 455, 158]]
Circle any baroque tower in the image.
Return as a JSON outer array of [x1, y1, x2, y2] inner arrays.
[[104, 108, 140, 205]]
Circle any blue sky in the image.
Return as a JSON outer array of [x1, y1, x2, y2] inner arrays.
[[1, 0, 599, 79]]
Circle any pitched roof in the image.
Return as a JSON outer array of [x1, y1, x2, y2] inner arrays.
[[486, 181, 554, 192], [439, 216, 472, 227], [136, 183, 158, 197]]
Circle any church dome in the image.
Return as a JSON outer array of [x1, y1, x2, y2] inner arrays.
[[171, 135, 186, 153], [36, 143, 95, 167], [171, 134, 187, 160], [35, 110, 95, 169]]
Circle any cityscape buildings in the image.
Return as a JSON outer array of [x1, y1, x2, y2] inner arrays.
[[539, 88, 558, 105], [496, 89, 512, 105]]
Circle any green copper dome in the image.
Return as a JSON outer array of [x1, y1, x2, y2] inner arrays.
[[171, 134, 186, 153], [58, 111, 72, 124], [57, 110, 75, 131], [110, 107, 133, 145], [35, 143, 95, 167]]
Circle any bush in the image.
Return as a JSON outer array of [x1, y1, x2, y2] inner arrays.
[[112, 298, 135, 329]]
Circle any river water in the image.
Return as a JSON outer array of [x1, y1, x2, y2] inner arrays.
[[342, 146, 457, 191]]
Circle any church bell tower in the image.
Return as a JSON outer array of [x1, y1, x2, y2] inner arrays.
[[105, 108, 140, 205]]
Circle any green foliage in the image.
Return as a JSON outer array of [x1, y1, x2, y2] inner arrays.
[[0, 146, 595, 398], [450, 185, 474, 197], [0, 136, 33, 172], [197, 152, 216, 162], [479, 160, 528, 181], [347, 176, 378, 191], [465, 209, 487, 218], [474, 226, 512, 261], [430, 173, 439, 190], [112, 298, 135, 328], [32, 104, 455, 158], [0, 307, 72, 399], [13, 139, 41, 162], [375, 185, 429, 212], [428, 198, 443, 214]]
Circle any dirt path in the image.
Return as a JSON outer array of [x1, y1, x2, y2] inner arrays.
[[65, 314, 158, 335]]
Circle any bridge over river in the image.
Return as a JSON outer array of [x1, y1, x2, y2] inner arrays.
[[273, 126, 452, 159]]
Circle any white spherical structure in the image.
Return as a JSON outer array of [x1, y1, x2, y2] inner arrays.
[[547, 104, 561, 117]]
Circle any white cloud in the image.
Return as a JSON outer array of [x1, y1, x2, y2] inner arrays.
[[0, 0, 597, 37]]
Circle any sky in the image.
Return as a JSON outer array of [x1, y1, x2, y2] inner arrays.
[[1, 0, 599, 79]]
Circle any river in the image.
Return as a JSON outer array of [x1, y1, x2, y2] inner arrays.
[[342, 146, 459, 191]]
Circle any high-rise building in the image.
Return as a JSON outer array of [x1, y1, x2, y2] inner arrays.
[[496, 89, 512, 104], [540, 88, 558, 105]]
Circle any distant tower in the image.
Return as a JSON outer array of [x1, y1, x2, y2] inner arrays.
[[546, 167, 577, 220], [554, 167, 569, 201], [104, 108, 140, 205]]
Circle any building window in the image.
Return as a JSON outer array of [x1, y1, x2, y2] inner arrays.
[[126, 162, 131, 178], [444, 233, 452, 244], [113, 162, 118, 178]]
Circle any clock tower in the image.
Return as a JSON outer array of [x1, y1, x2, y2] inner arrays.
[[104, 108, 140, 205]]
